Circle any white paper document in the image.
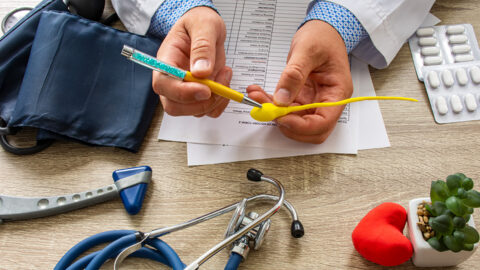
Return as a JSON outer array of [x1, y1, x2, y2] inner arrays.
[[187, 58, 390, 166], [159, 0, 357, 152], [157, 0, 390, 165]]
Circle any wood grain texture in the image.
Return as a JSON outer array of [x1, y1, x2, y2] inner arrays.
[[1, 0, 480, 269]]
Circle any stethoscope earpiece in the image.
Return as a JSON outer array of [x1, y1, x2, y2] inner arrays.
[[247, 168, 263, 181], [291, 220, 305, 238]]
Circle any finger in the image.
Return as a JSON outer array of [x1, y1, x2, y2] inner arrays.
[[275, 114, 337, 144], [159, 95, 217, 116], [278, 123, 332, 144], [188, 17, 223, 78], [207, 66, 232, 117], [276, 105, 344, 136], [212, 41, 226, 79], [152, 73, 212, 103], [246, 84, 263, 94], [216, 66, 233, 87], [246, 85, 273, 103], [273, 45, 314, 106], [156, 28, 191, 69], [207, 97, 229, 118]]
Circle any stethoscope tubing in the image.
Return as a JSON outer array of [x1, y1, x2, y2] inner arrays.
[[67, 247, 170, 269], [56, 171, 299, 269], [56, 194, 295, 269], [57, 196, 296, 269], [56, 230, 185, 270], [225, 253, 243, 270], [86, 233, 138, 269], [56, 230, 133, 269]]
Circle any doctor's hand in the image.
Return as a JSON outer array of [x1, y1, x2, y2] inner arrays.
[[153, 7, 231, 118], [247, 20, 353, 143]]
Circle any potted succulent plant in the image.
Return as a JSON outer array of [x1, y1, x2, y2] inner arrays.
[[407, 173, 480, 267]]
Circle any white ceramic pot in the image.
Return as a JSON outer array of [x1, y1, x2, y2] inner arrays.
[[407, 197, 478, 267]]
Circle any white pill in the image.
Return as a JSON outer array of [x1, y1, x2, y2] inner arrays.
[[416, 27, 435, 37], [465, 93, 477, 111], [450, 95, 463, 113], [428, 71, 440, 88], [452, 44, 471, 54], [436, 96, 449, 115], [419, 37, 437, 46], [447, 25, 465, 35], [421, 47, 440, 56], [455, 54, 474, 62], [442, 70, 455, 87], [470, 66, 480, 84], [449, 35, 468, 44], [456, 68, 469, 85], [424, 56, 443, 66]]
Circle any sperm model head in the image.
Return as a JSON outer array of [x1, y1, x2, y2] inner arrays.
[[250, 103, 289, 122]]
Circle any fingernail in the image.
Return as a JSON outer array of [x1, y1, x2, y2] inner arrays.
[[193, 59, 210, 72], [274, 88, 291, 105], [195, 91, 210, 101]]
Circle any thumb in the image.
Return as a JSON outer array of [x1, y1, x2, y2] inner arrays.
[[274, 49, 313, 106], [189, 22, 219, 78]]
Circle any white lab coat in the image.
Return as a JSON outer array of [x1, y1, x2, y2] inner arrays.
[[111, 0, 166, 35], [112, 0, 435, 69], [327, 0, 435, 68]]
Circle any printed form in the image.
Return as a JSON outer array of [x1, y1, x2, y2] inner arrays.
[[187, 57, 390, 165], [158, 0, 359, 155]]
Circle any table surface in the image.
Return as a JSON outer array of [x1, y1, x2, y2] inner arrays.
[[2, 0, 480, 269]]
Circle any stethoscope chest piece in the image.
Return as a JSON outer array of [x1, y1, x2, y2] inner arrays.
[[225, 197, 272, 250], [249, 212, 271, 250], [225, 198, 247, 238]]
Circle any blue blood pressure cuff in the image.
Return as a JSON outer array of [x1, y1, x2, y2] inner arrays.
[[0, 0, 67, 125], [1, 5, 161, 153]]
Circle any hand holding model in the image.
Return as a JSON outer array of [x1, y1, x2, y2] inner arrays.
[[152, 7, 232, 118], [247, 20, 353, 143], [119, 0, 431, 144]]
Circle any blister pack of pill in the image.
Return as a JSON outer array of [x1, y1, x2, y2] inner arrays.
[[423, 61, 480, 124], [409, 24, 480, 81], [409, 24, 480, 123]]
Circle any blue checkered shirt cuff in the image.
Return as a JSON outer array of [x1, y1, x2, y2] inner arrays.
[[302, 1, 368, 54], [147, 0, 217, 39]]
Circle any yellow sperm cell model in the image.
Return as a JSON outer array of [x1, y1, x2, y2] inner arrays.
[[250, 96, 418, 122]]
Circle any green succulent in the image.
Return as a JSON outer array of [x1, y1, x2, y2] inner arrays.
[[426, 173, 480, 252]]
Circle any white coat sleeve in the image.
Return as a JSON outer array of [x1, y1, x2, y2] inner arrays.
[[111, 0, 166, 35], [326, 0, 435, 69]]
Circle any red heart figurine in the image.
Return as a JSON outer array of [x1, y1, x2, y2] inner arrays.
[[352, 202, 413, 266]]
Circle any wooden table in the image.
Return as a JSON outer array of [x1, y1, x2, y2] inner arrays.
[[1, 0, 480, 269]]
